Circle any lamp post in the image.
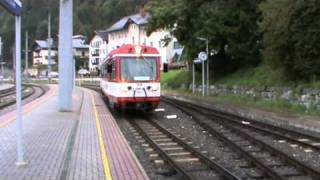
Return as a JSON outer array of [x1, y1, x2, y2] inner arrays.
[[23, 31, 31, 80], [0, 36, 2, 59], [197, 37, 209, 95], [210, 49, 218, 89], [47, 13, 52, 83], [0, 36, 3, 81], [0, 62, 5, 82]]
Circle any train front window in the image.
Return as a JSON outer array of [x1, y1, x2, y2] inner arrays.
[[121, 57, 157, 81]]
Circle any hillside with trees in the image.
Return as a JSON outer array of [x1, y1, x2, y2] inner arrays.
[[1, 0, 319, 82], [0, 0, 148, 66], [147, 0, 320, 82]]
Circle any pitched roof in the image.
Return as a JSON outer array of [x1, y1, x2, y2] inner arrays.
[[95, 30, 109, 40], [72, 38, 89, 49], [106, 13, 151, 33], [34, 40, 55, 49]]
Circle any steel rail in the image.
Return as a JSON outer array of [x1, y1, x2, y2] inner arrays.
[[163, 98, 286, 180], [130, 120, 194, 180], [0, 86, 15, 96], [147, 119, 241, 180], [162, 96, 320, 150], [0, 84, 46, 109], [0, 86, 28, 98], [163, 97, 320, 179]]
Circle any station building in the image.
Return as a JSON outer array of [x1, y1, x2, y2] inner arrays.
[[72, 35, 90, 69], [33, 35, 89, 67], [32, 40, 58, 65], [89, 9, 184, 71], [88, 31, 108, 72]]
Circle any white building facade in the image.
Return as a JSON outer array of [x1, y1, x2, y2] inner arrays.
[[105, 11, 183, 66], [88, 31, 108, 72], [32, 40, 58, 65], [72, 35, 89, 68]]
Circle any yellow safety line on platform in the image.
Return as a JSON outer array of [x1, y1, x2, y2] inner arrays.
[[90, 92, 113, 180]]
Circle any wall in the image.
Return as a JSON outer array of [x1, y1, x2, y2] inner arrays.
[[107, 23, 180, 65], [33, 49, 58, 65], [89, 35, 107, 71], [168, 83, 320, 109]]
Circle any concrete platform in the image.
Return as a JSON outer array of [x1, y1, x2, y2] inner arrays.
[[0, 85, 148, 180]]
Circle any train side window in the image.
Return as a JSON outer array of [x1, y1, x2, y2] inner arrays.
[[111, 60, 116, 81], [107, 64, 112, 74]]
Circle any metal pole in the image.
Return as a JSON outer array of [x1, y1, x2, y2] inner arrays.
[[0, 36, 3, 81], [192, 62, 195, 94], [72, 58, 76, 89], [206, 39, 209, 95], [25, 31, 28, 80], [47, 13, 52, 83], [0, 36, 2, 59], [59, 0, 73, 111], [0, 63, 4, 79], [202, 59, 205, 96], [15, 15, 26, 166]]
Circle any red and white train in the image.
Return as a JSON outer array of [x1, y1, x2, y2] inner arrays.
[[100, 44, 161, 110]]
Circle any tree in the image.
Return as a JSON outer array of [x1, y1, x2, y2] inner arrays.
[[0, 0, 149, 66], [260, 0, 320, 80], [146, 0, 262, 75]]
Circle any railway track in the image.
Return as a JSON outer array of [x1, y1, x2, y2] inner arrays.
[[79, 83, 101, 92], [130, 117, 241, 180], [0, 86, 16, 98], [0, 84, 46, 109], [161, 96, 320, 180]]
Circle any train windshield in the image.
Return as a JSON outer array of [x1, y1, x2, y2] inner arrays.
[[121, 57, 157, 81]]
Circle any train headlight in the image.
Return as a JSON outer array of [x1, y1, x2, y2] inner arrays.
[[151, 85, 159, 91], [119, 84, 133, 92], [120, 85, 129, 92]]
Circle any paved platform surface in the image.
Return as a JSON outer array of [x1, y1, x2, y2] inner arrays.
[[0, 85, 148, 180], [0, 83, 13, 91]]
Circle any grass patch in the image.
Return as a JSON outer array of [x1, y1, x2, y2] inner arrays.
[[160, 66, 320, 116], [211, 94, 320, 116], [162, 65, 320, 88], [161, 70, 191, 89], [215, 65, 289, 87], [163, 89, 320, 116]]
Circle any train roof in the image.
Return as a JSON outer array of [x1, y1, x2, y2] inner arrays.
[[107, 44, 160, 58]]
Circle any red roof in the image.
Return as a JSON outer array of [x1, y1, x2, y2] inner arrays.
[[108, 44, 160, 58]]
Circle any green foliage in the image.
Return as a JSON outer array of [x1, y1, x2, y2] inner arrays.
[[216, 65, 291, 87], [260, 0, 320, 80], [0, 0, 148, 66], [147, 0, 263, 73], [161, 70, 192, 89], [209, 94, 320, 116]]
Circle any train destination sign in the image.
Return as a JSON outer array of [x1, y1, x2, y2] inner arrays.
[[0, 0, 22, 16]]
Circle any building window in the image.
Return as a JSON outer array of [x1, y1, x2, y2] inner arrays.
[[132, 37, 135, 44], [174, 41, 183, 49], [150, 42, 153, 47], [82, 51, 85, 57]]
